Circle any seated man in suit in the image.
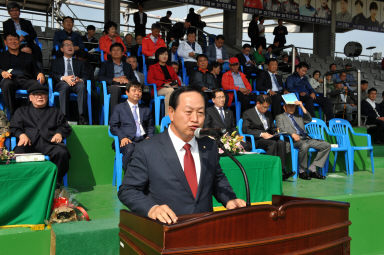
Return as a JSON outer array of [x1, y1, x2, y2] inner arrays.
[[235, 44, 258, 78], [221, 57, 256, 112], [4, 2, 42, 64], [328, 80, 357, 122], [362, 88, 384, 143], [98, 43, 137, 112], [51, 39, 88, 124], [53, 16, 84, 56], [276, 101, 330, 180], [10, 84, 72, 186], [190, 54, 219, 94], [206, 35, 229, 64], [142, 23, 166, 66], [177, 30, 203, 76], [286, 62, 334, 120], [0, 32, 45, 115], [256, 58, 288, 118], [118, 86, 245, 224], [110, 82, 154, 170], [242, 95, 294, 180]]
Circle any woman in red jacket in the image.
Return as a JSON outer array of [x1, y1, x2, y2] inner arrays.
[[99, 21, 127, 61], [147, 47, 181, 116]]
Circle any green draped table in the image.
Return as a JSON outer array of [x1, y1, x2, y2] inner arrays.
[[213, 154, 283, 208], [0, 161, 57, 226]]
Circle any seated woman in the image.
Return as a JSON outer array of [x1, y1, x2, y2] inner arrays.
[[147, 47, 181, 116], [99, 21, 127, 61]]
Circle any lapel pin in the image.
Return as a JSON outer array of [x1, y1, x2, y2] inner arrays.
[[203, 146, 206, 149]]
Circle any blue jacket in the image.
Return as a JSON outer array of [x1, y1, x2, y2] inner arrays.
[[286, 72, 315, 94], [53, 29, 84, 49]]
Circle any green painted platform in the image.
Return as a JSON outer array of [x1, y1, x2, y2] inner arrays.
[[1, 126, 384, 255]]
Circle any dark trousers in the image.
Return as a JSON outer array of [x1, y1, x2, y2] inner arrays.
[[0, 78, 40, 114], [254, 138, 286, 168], [271, 92, 284, 118], [120, 136, 145, 170], [14, 138, 70, 183], [184, 61, 197, 77], [134, 25, 146, 37], [300, 94, 334, 120], [237, 91, 257, 113], [55, 80, 85, 117], [367, 120, 384, 143]]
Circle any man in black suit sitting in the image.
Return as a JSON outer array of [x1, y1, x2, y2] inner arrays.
[[235, 44, 258, 79], [256, 58, 287, 118], [98, 43, 137, 112], [362, 88, 384, 143], [110, 82, 154, 170], [51, 39, 88, 124], [242, 95, 294, 180]]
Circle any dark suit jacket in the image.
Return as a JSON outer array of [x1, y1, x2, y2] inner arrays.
[[133, 12, 147, 35], [235, 53, 255, 68], [3, 18, 37, 48], [167, 22, 186, 41], [51, 57, 88, 84], [256, 70, 284, 92], [0, 51, 41, 80], [204, 106, 236, 134], [206, 44, 229, 63], [242, 108, 274, 139], [190, 70, 219, 90], [361, 99, 383, 124], [118, 130, 237, 216], [109, 101, 154, 141], [97, 60, 137, 84]]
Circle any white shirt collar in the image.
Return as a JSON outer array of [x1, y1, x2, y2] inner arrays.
[[127, 100, 139, 109], [215, 105, 224, 111], [366, 98, 376, 107], [168, 125, 197, 152], [64, 56, 72, 62]]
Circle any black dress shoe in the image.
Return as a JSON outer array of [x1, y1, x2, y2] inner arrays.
[[309, 171, 326, 180], [283, 171, 296, 181], [299, 172, 311, 180]]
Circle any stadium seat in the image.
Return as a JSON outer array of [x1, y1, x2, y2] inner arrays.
[[328, 118, 374, 175], [108, 128, 123, 191], [237, 119, 266, 154], [160, 115, 171, 133]]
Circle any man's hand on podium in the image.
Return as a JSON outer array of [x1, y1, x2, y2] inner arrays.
[[148, 204, 178, 224], [226, 199, 247, 210]]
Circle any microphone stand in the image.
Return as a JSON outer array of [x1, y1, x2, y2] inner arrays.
[[216, 140, 251, 207]]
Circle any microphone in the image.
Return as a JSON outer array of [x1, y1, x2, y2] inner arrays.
[[194, 128, 226, 138]]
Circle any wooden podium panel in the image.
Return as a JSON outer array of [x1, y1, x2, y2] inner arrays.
[[119, 195, 351, 254]]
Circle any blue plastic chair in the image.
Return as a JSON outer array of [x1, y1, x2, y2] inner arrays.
[[160, 115, 171, 133], [108, 128, 123, 191], [328, 118, 374, 175], [48, 78, 93, 125], [180, 57, 189, 85], [237, 119, 266, 154]]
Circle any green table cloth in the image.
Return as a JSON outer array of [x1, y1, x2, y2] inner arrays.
[[213, 154, 282, 207], [0, 161, 57, 226]]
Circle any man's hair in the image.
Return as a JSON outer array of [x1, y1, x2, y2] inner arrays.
[[127, 55, 137, 61], [209, 61, 221, 71], [368, 88, 377, 93], [196, 54, 208, 62], [155, 47, 168, 62], [60, 39, 73, 48], [187, 29, 196, 36], [87, 25, 96, 31], [151, 23, 161, 30], [171, 61, 179, 66], [4, 32, 19, 40], [170, 40, 179, 47], [167, 11, 172, 15], [169, 86, 205, 110], [242, 43, 252, 49], [361, 79, 368, 84], [212, 89, 225, 98], [215, 35, 225, 41], [313, 70, 321, 76], [109, 42, 124, 52], [355, 0, 363, 7], [104, 21, 117, 33], [126, 81, 143, 92], [62, 16, 74, 23], [267, 58, 278, 65], [256, 95, 272, 105], [329, 63, 336, 69], [369, 1, 378, 10], [7, 2, 20, 11], [297, 62, 310, 69], [259, 16, 265, 21]]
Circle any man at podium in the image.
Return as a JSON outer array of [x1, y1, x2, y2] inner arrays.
[[118, 86, 246, 224]]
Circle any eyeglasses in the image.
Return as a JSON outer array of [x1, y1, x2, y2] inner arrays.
[[63, 43, 73, 47]]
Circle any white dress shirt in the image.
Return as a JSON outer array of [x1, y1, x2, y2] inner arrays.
[[168, 126, 201, 184], [215, 45, 223, 60], [177, 40, 202, 63], [255, 107, 268, 131], [127, 100, 146, 136]]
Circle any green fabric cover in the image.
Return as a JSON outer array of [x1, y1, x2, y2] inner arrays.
[[214, 154, 282, 207], [0, 161, 57, 225]]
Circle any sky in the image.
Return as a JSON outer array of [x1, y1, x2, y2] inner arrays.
[[7, 0, 383, 61]]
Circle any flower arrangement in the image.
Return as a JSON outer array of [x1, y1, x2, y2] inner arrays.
[[219, 131, 245, 155], [0, 110, 15, 164]]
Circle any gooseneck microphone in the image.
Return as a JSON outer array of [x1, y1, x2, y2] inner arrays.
[[194, 128, 226, 139]]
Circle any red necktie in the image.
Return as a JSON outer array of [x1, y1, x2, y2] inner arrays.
[[183, 143, 198, 198]]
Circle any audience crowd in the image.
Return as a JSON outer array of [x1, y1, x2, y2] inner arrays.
[[1, 2, 383, 185]]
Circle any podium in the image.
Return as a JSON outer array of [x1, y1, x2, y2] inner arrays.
[[119, 195, 351, 254]]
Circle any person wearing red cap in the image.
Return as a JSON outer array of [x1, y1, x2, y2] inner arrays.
[[221, 57, 256, 111]]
